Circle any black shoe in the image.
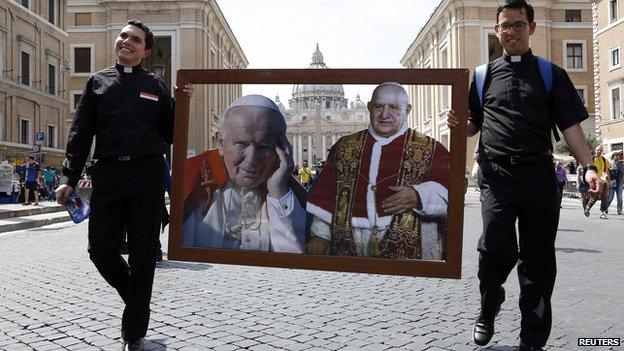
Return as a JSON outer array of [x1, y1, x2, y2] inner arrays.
[[122, 338, 145, 351], [118, 241, 129, 255], [519, 341, 544, 350], [473, 319, 495, 346], [156, 250, 163, 262], [473, 287, 505, 346]]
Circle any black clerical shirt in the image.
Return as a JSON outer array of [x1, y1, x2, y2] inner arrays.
[[468, 50, 588, 160], [61, 64, 174, 188]]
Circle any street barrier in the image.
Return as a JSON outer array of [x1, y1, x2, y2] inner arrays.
[[77, 180, 92, 204]]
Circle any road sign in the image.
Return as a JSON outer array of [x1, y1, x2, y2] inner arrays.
[[36, 132, 44, 145], [32, 144, 41, 153]]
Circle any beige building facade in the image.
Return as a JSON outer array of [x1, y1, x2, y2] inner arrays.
[[401, 0, 595, 168], [283, 45, 369, 167], [594, 0, 624, 152], [0, 0, 68, 167], [66, 0, 248, 157]]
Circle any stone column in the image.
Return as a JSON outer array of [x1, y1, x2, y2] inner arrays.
[[322, 134, 327, 160], [307, 134, 313, 165], [297, 133, 303, 166]]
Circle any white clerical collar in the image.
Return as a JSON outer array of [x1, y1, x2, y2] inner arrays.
[[510, 55, 521, 62], [368, 123, 408, 145]]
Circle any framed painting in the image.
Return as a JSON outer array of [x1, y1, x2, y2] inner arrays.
[[168, 68, 469, 278]]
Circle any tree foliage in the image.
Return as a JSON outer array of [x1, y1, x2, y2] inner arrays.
[[554, 130, 601, 155]]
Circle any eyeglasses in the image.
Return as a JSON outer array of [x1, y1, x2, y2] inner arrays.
[[496, 21, 528, 32]]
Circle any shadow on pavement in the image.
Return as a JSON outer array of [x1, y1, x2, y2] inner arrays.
[[555, 247, 601, 254], [479, 345, 518, 350], [156, 259, 213, 271], [30, 223, 75, 231], [145, 339, 166, 351], [557, 228, 584, 232]]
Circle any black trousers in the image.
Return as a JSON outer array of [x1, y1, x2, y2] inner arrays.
[[87, 156, 164, 341], [477, 159, 559, 347]]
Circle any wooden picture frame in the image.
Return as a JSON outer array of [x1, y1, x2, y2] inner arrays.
[[169, 68, 469, 278]]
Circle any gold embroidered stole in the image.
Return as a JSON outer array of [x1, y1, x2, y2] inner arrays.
[[330, 129, 436, 259]]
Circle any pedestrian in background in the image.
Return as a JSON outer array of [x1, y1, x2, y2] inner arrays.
[[554, 161, 567, 207], [447, 0, 599, 349], [577, 164, 590, 211], [10, 173, 20, 204], [55, 19, 193, 351], [298, 160, 312, 190], [23, 155, 41, 206], [42, 165, 56, 201], [607, 151, 623, 215], [585, 145, 610, 218]]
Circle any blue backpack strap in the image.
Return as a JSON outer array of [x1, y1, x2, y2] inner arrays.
[[536, 56, 560, 142], [475, 63, 488, 108], [537, 56, 553, 94]]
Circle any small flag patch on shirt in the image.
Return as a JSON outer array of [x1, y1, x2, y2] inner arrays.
[[139, 92, 159, 101]]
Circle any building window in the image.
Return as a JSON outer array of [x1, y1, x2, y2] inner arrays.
[[575, 86, 587, 106], [611, 87, 621, 120], [71, 45, 94, 75], [611, 142, 623, 151], [564, 42, 585, 71], [48, 0, 57, 25], [20, 119, 30, 144], [21, 51, 30, 85], [20, 0, 29, 9], [47, 125, 56, 148], [565, 10, 581, 22], [71, 92, 82, 112], [75, 13, 91, 26], [576, 88, 585, 104], [610, 46, 620, 69], [48, 64, 56, 95], [567, 44, 583, 68], [74, 47, 91, 73], [610, 0, 618, 22], [488, 34, 503, 61]]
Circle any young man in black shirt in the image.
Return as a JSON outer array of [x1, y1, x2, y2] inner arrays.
[[448, 1, 600, 350], [56, 20, 192, 351]]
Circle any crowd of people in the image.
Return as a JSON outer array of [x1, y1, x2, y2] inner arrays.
[[578, 146, 624, 218], [292, 159, 325, 190], [2, 155, 61, 205]]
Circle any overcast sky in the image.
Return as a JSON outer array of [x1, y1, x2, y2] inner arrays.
[[216, 0, 440, 107]]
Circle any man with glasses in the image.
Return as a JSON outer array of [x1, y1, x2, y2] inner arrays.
[[448, 0, 599, 350]]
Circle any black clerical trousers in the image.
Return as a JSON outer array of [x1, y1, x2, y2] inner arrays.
[[477, 158, 559, 347], [86, 155, 164, 341]]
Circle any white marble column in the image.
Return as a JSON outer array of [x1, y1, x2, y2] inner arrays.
[[296, 134, 302, 166], [322, 134, 327, 160], [332, 133, 337, 147], [307, 134, 313, 165]]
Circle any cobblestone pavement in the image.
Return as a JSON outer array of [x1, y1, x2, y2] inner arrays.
[[0, 190, 622, 350]]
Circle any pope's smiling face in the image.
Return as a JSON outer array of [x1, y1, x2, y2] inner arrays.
[[218, 106, 280, 190]]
